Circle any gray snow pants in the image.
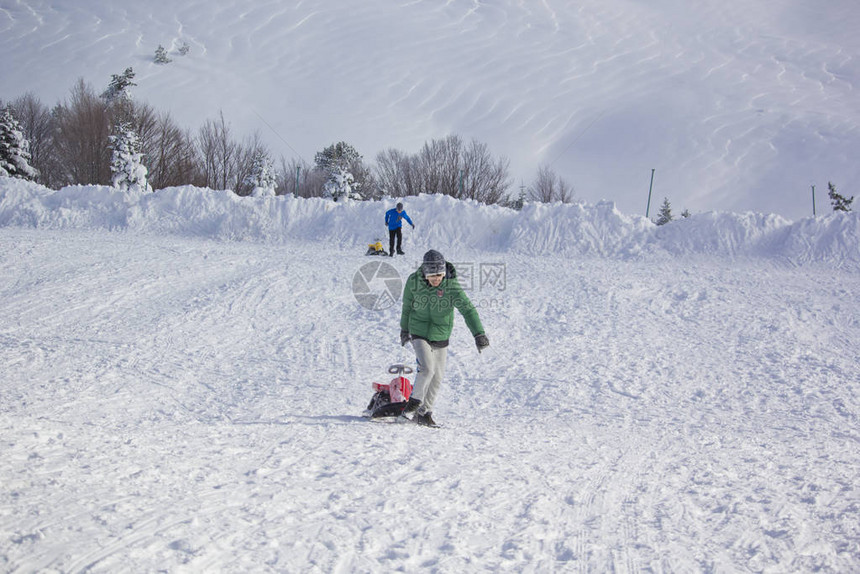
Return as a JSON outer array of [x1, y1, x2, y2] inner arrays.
[[411, 338, 448, 415]]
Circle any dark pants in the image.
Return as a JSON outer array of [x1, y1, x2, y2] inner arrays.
[[389, 227, 403, 255]]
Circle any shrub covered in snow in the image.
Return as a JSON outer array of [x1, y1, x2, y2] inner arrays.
[[245, 152, 277, 198], [323, 167, 359, 202], [109, 123, 151, 193]]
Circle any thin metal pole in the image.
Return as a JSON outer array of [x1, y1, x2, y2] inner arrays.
[[812, 185, 816, 216], [646, 168, 655, 218]]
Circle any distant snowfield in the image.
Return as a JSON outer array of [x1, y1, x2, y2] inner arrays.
[[1, 181, 859, 571], [2, 0, 859, 219]]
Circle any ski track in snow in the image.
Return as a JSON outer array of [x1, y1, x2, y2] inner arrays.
[[1, 226, 858, 572]]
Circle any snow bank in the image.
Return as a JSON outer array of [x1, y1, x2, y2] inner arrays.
[[767, 214, 860, 267], [653, 211, 792, 256], [1, 179, 858, 266], [510, 200, 654, 258]]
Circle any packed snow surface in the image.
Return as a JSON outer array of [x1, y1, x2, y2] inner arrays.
[[2, 0, 860, 219], [1, 181, 859, 572]]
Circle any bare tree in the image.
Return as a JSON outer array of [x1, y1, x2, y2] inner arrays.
[[233, 132, 269, 196], [197, 111, 237, 190], [279, 157, 303, 196], [397, 134, 510, 203], [195, 120, 275, 195], [51, 79, 111, 185], [375, 148, 421, 198], [417, 135, 462, 196], [461, 139, 510, 204], [528, 165, 575, 203], [279, 156, 325, 198], [136, 106, 200, 189], [166, 126, 201, 188], [300, 166, 328, 198]]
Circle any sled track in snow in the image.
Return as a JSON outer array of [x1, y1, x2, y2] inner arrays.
[[2, 230, 859, 572]]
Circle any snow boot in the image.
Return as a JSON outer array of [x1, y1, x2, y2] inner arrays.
[[413, 411, 438, 427], [402, 397, 420, 414]]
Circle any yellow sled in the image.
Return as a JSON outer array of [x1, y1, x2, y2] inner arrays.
[[365, 240, 388, 256]]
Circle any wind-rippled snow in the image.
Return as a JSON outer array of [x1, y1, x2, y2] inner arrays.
[[2, 0, 859, 218]]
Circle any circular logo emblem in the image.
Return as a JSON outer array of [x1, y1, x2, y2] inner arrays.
[[352, 261, 402, 311]]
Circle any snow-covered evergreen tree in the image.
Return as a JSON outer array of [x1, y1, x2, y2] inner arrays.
[[315, 141, 364, 201], [323, 167, 361, 202], [154, 45, 172, 65], [506, 188, 527, 211], [245, 152, 277, 197], [655, 197, 673, 226], [109, 123, 151, 193], [828, 182, 854, 213], [314, 141, 361, 173], [101, 68, 136, 103], [0, 107, 38, 180]]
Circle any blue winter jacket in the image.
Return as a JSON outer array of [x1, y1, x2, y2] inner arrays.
[[385, 208, 414, 230]]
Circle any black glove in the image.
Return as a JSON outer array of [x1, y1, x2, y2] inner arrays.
[[400, 330, 411, 346], [475, 333, 489, 353]]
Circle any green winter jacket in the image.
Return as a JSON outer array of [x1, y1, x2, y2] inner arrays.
[[400, 263, 484, 344]]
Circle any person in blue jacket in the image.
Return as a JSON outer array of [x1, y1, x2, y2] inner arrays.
[[384, 202, 414, 256]]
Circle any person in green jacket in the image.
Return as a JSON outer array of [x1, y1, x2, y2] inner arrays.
[[399, 249, 489, 426]]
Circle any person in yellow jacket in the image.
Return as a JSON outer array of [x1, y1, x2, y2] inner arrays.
[[399, 249, 489, 426]]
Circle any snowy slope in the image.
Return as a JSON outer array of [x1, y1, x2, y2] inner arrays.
[[1, 181, 859, 572], [2, 0, 860, 219]]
